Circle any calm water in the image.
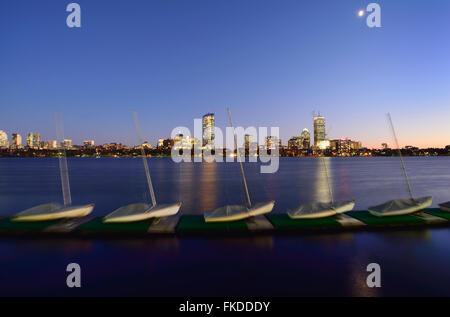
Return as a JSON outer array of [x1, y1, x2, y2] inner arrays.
[[1, 157, 450, 296]]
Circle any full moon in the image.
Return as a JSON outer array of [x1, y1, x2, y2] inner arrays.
[[358, 10, 365, 17]]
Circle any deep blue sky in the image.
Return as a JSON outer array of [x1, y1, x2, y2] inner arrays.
[[1, 0, 449, 147]]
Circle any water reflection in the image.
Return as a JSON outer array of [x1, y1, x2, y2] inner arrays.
[[199, 162, 218, 213], [313, 157, 333, 203]]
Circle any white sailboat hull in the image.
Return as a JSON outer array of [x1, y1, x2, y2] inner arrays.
[[368, 196, 432, 217], [287, 200, 355, 219], [204, 201, 275, 223], [11, 203, 95, 222], [439, 201, 450, 212], [103, 202, 181, 223]]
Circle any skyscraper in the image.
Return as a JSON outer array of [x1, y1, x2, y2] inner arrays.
[[313, 115, 325, 147], [27, 133, 40, 149], [0, 130, 9, 148], [202, 113, 215, 147], [11, 133, 22, 148]]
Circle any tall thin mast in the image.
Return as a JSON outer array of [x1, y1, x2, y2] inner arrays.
[[133, 111, 157, 207], [387, 113, 414, 201], [227, 108, 252, 209], [55, 112, 72, 207]]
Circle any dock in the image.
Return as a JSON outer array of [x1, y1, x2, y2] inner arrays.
[[0, 208, 448, 237]]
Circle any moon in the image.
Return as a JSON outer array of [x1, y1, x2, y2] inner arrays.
[[358, 10, 365, 17]]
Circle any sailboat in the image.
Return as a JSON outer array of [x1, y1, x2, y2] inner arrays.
[[203, 108, 274, 223], [368, 113, 432, 217], [287, 151, 355, 219], [438, 202, 450, 212], [103, 111, 181, 223], [11, 114, 94, 222]]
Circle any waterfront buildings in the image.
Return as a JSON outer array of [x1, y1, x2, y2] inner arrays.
[[265, 136, 280, 150], [61, 139, 73, 149], [330, 138, 362, 155], [288, 136, 302, 150], [142, 141, 152, 149], [11, 133, 22, 149], [83, 140, 95, 148], [26, 133, 40, 149], [288, 128, 311, 151], [0, 130, 9, 148], [202, 113, 215, 148], [46, 140, 58, 149]]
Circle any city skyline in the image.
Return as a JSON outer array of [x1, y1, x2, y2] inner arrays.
[[1, 1, 449, 148]]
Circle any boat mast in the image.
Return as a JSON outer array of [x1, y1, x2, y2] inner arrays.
[[133, 111, 157, 207], [55, 112, 72, 207], [227, 108, 252, 209], [387, 113, 414, 201]]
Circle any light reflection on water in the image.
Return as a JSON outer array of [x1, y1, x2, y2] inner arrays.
[[1, 157, 450, 296]]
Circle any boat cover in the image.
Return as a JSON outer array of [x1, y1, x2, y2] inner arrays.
[[288, 200, 355, 219], [204, 201, 274, 222], [103, 202, 181, 223], [12, 203, 94, 221], [438, 201, 450, 212], [368, 196, 432, 217]]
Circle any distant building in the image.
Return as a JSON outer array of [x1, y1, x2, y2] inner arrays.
[[330, 138, 362, 154], [157, 139, 164, 148], [142, 141, 152, 149], [202, 113, 215, 148], [288, 136, 302, 150], [84, 140, 95, 148], [27, 133, 40, 149], [46, 140, 58, 149], [11, 133, 22, 149], [244, 134, 254, 149], [174, 134, 199, 151], [61, 139, 72, 149], [0, 130, 9, 148], [161, 138, 174, 150], [317, 139, 330, 150], [300, 128, 311, 149], [265, 136, 280, 150], [313, 115, 326, 147]]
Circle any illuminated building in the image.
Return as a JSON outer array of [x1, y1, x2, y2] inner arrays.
[[11, 133, 22, 149], [142, 141, 151, 149], [330, 138, 362, 155], [61, 139, 72, 149], [202, 113, 215, 147], [288, 136, 302, 150], [27, 133, 40, 149], [84, 140, 95, 148], [300, 128, 311, 149], [265, 136, 280, 150], [313, 115, 326, 146], [0, 130, 9, 148]]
